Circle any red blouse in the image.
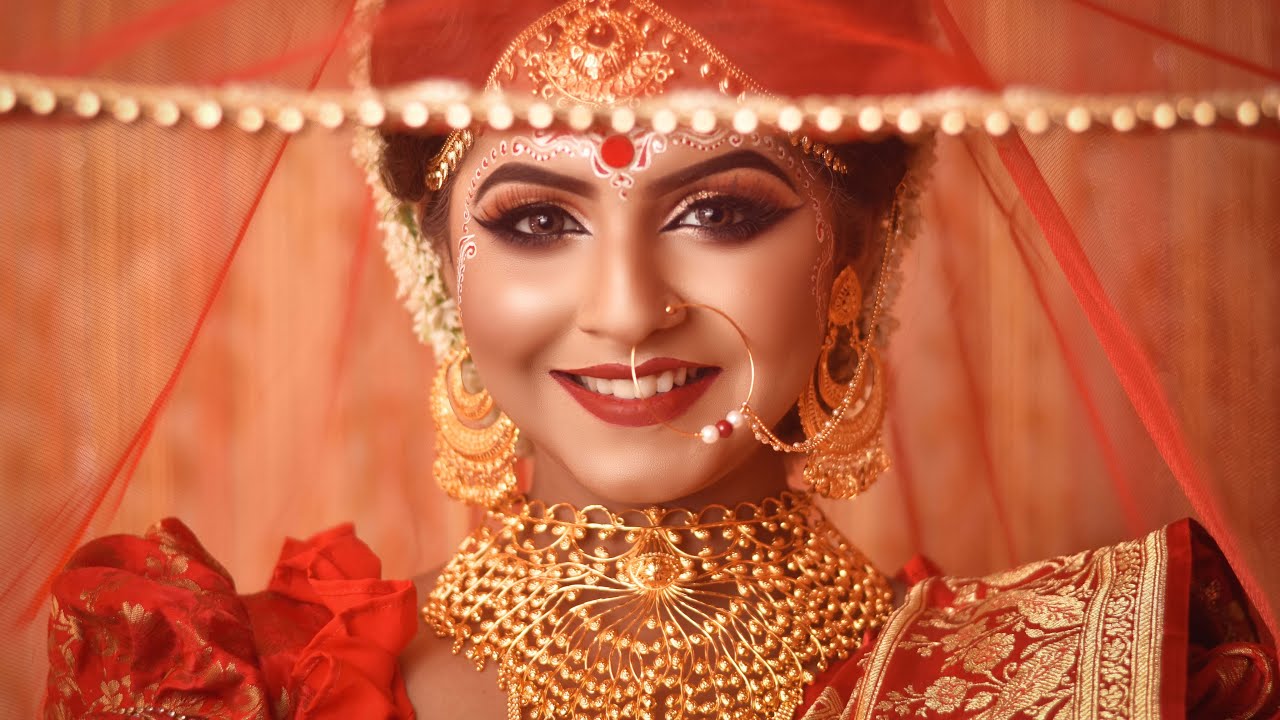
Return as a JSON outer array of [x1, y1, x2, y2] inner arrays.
[[45, 519, 417, 719], [45, 519, 1276, 719]]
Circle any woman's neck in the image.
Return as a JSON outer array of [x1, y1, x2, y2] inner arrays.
[[525, 442, 794, 510]]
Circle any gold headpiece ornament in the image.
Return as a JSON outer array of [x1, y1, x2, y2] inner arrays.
[[425, 0, 848, 192]]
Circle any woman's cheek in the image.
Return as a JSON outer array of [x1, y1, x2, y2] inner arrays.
[[708, 227, 826, 417], [754, 298, 825, 420], [458, 248, 577, 394]]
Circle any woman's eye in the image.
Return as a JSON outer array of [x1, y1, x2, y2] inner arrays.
[[676, 202, 743, 229], [665, 195, 794, 241], [510, 206, 584, 236], [478, 204, 587, 247]]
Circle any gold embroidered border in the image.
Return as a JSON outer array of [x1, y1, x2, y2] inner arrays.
[[1135, 528, 1168, 716], [845, 579, 929, 719], [834, 527, 1172, 719]]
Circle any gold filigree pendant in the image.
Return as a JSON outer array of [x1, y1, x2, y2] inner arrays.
[[423, 492, 895, 719]]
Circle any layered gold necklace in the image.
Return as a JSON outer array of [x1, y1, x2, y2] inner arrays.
[[423, 492, 894, 720]]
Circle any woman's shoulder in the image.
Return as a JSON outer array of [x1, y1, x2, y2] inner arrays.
[[45, 518, 419, 720], [799, 520, 1278, 720], [398, 567, 508, 720]]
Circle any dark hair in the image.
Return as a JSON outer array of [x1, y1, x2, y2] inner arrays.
[[818, 138, 913, 294]]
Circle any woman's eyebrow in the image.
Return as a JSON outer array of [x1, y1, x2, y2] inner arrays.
[[649, 149, 797, 195], [474, 164, 598, 204]]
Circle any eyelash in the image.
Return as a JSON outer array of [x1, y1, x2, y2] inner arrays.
[[474, 191, 588, 249], [661, 190, 796, 242]]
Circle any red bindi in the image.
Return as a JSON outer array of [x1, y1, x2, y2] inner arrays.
[[600, 134, 635, 169]]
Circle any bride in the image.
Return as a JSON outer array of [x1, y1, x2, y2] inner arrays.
[[393, 88, 914, 720], [27, 0, 1278, 718]]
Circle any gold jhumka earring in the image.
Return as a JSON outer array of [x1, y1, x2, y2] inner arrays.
[[729, 193, 904, 499], [797, 265, 891, 498], [429, 345, 519, 508]]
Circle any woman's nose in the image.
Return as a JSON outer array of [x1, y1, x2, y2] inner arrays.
[[574, 229, 681, 347]]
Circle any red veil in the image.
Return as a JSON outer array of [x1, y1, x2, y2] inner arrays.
[[1, 1, 1277, 715]]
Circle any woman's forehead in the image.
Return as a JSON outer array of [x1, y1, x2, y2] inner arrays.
[[454, 128, 809, 203]]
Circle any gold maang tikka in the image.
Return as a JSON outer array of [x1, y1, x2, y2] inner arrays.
[[423, 492, 894, 720], [430, 345, 519, 508]]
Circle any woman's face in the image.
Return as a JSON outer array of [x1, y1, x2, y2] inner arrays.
[[446, 129, 834, 505]]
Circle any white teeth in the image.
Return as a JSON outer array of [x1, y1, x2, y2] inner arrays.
[[655, 370, 675, 393], [634, 374, 658, 399], [611, 378, 637, 399], [570, 366, 708, 399]]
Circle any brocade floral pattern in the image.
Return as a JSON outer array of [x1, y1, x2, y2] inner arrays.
[[45, 519, 1275, 719], [43, 519, 417, 720], [794, 520, 1277, 720]]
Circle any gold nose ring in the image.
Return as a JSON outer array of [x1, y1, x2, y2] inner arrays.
[[629, 302, 756, 444]]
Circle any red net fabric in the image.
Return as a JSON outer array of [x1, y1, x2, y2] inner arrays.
[[1, 0, 1277, 716], [0, 1, 360, 711]]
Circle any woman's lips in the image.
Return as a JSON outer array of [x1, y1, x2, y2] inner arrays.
[[552, 359, 721, 427]]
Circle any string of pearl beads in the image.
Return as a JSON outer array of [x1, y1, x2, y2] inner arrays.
[[698, 408, 747, 444]]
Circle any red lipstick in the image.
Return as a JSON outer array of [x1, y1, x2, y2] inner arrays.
[[552, 358, 720, 427]]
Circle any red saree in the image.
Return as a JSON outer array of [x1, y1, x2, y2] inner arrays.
[[797, 520, 1277, 719], [46, 520, 1275, 719]]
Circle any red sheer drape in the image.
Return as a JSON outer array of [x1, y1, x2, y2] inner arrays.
[[2, 1, 1277, 716]]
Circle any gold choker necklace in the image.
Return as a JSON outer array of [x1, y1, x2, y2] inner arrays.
[[423, 492, 894, 720]]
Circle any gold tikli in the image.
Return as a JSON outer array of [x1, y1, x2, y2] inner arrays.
[[424, 492, 894, 720], [424, 0, 848, 193]]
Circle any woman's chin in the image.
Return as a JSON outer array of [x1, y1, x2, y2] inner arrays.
[[555, 469, 716, 507], [524, 445, 718, 507], [526, 436, 781, 508]]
